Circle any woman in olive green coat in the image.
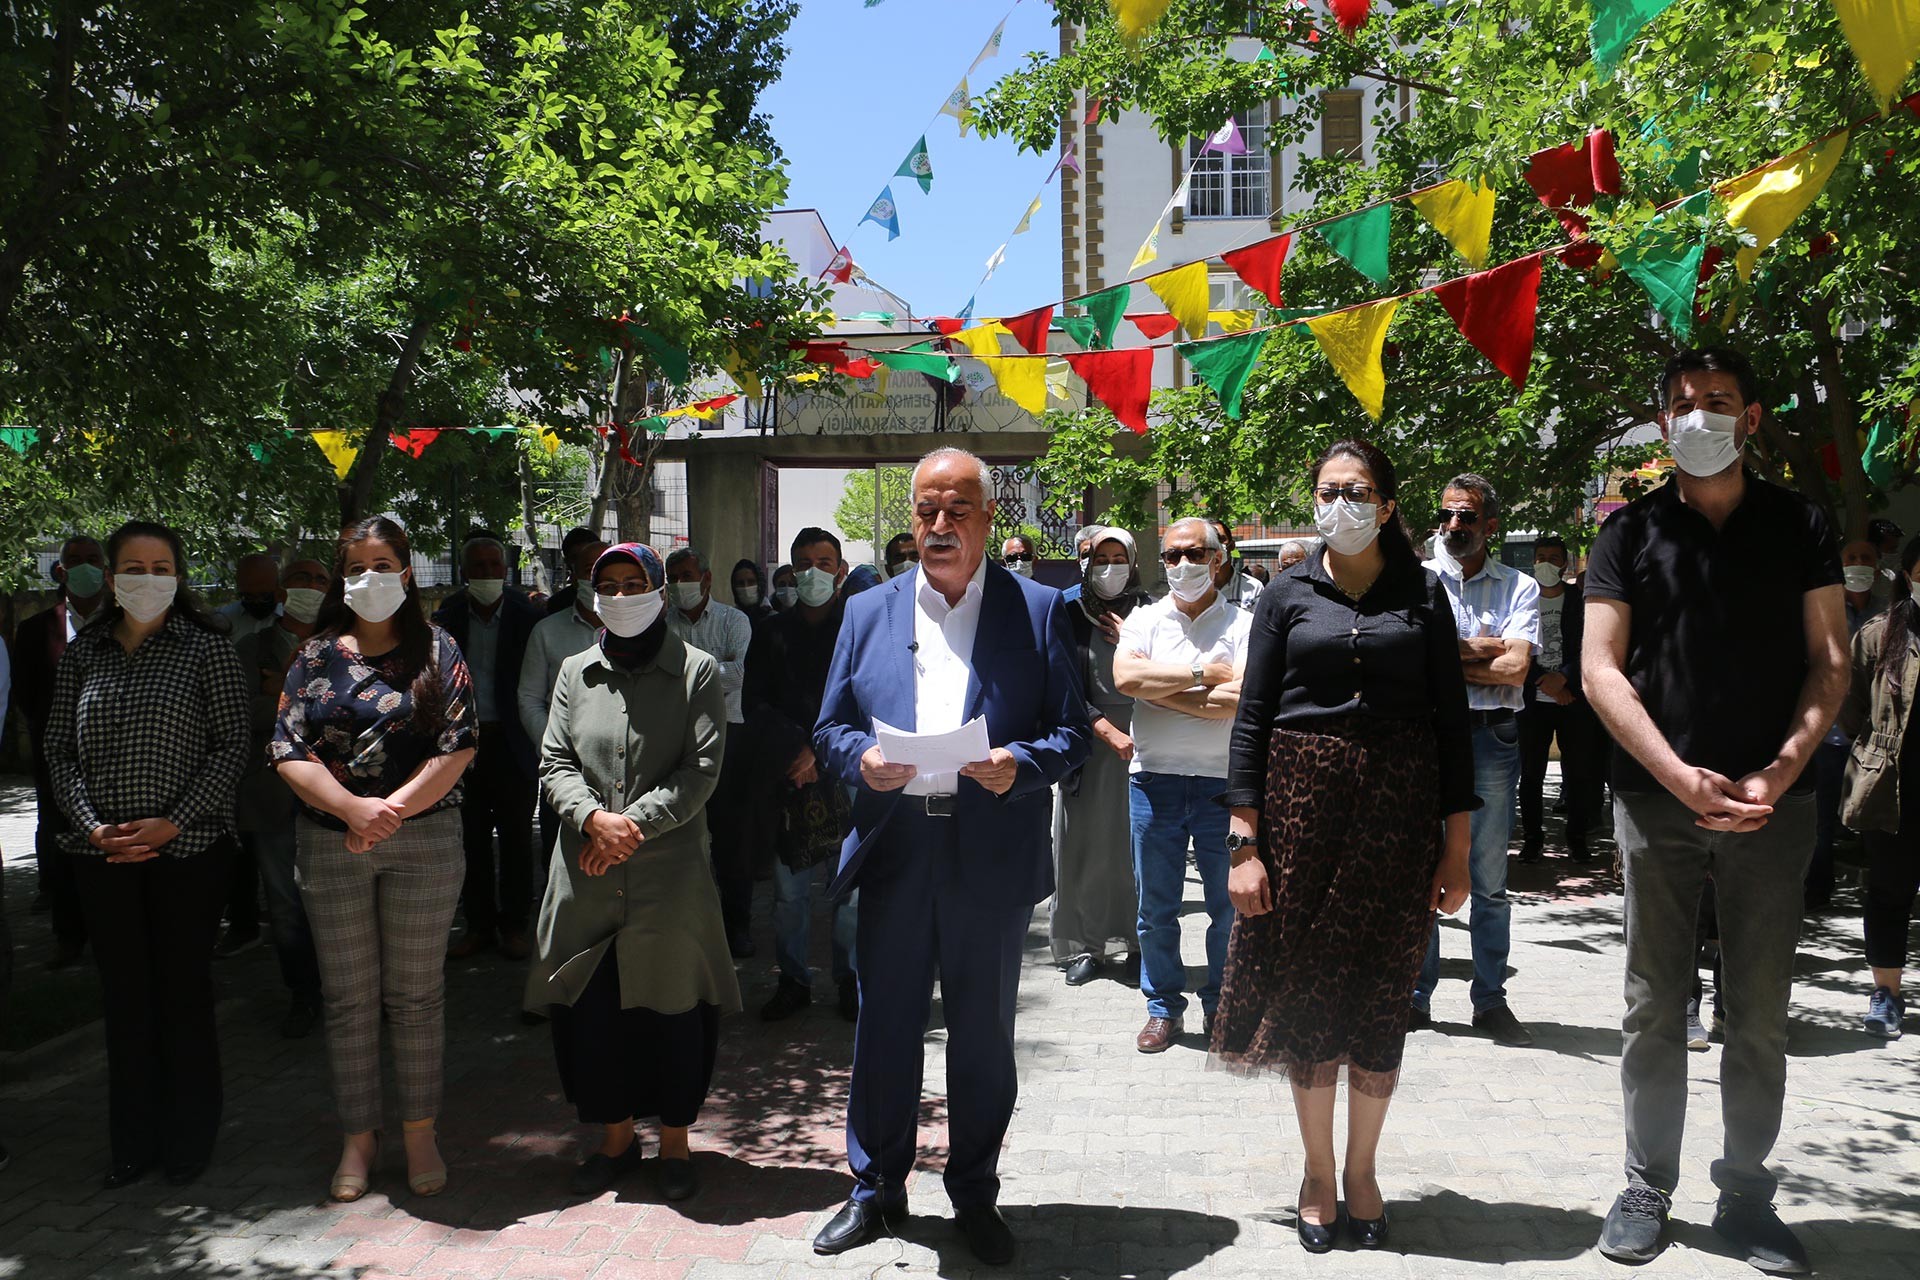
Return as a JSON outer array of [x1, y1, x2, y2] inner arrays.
[[525, 543, 742, 1202]]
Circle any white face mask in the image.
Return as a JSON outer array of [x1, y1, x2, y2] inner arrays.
[[669, 581, 706, 612], [1667, 408, 1745, 478], [343, 570, 409, 623], [465, 576, 505, 606], [595, 588, 664, 637], [773, 586, 799, 609], [1165, 560, 1214, 603], [1005, 558, 1034, 578], [1843, 564, 1878, 594], [1089, 564, 1131, 600], [282, 587, 326, 625], [1315, 499, 1382, 556], [115, 573, 177, 623], [735, 584, 761, 607], [1533, 562, 1563, 589], [796, 566, 837, 608]]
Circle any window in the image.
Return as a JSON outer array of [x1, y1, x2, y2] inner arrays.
[[1186, 103, 1271, 220], [1322, 90, 1364, 161]]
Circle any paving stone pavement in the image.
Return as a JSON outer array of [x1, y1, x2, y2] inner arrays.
[[1, 770, 1917, 1279]]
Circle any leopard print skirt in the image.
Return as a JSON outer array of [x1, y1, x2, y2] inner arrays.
[[1209, 714, 1442, 1098]]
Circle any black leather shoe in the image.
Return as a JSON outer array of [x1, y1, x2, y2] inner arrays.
[[760, 978, 812, 1022], [1296, 1211, 1342, 1253], [1063, 954, 1099, 986], [955, 1204, 1016, 1266], [1519, 837, 1545, 864], [813, 1197, 908, 1254], [281, 995, 321, 1040], [657, 1156, 698, 1202], [1348, 1208, 1389, 1249], [569, 1142, 643, 1197], [727, 928, 756, 959], [1472, 1003, 1534, 1046], [103, 1162, 151, 1190]]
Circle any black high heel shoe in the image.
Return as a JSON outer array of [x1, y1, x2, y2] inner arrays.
[[1348, 1207, 1389, 1249], [1296, 1182, 1343, 1254]]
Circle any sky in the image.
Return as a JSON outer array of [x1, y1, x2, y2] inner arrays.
[[760, 0, 1065, 320]]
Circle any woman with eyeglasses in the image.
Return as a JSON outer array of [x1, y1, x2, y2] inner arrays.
[[270, 516, 478, 1202], [526, 544, 741, 1201], [1052, 528, 1152, 987], [44, 520, 251, 1189], [1212, 439, 1475, 1252]]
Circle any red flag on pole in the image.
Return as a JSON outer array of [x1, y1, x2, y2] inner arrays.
[[1064, 348, 1153, 434], [1433, 255, 1544, 390], [1221, 234, 1292, 304], [1001, 305, 1054, 355]]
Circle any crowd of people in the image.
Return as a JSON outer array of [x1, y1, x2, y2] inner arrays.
[[0, 346, 1911, 1275]]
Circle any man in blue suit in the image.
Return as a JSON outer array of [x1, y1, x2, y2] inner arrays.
[[811, 448, 1090, 1265]]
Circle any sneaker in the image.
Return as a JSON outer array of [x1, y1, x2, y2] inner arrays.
[[1686, 998, 1710, 1052], [1597, 1184, 1671, 1264], [1865, 986, 1905, 1039], [1711, 1193, 1810, 1275], [1472, 1004, 1534, 1047], [760, 978, 812, 1022], [213, 926, 261, 959]]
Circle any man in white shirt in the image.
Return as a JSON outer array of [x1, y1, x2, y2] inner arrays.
[[215, 553, 282, 640], [519, 536, 607, 874], [1208, 518, 1264, 614], [665, 547, 757, 957], [1112, 518, 1253, 1053], [1415, 475, 1541, 1047]]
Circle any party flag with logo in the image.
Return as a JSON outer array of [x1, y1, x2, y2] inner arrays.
[[940, 78, 973, 136], [896, 135, 933, 194], [861, 185, 901, 240]]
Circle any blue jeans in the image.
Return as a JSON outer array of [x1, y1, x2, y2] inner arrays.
[[248, 825, 320, 999], [1416, 718, 1521, 1014], [1129, 772, 1233, 1021], [773, 857, 857, 988]]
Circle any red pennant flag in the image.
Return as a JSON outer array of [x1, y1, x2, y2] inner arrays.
[[1001, 305, 1053, 355], [1433, 255, 1543, 390], [1127, 313, 1180, 340], [1902, 91, 1920, 117], [1221, 234, 1292, 304], [389, 428, 442, 458], [802, 342, 850, 365], [1561, 240, 1607, 271], [844, 357, 880, 379], [930, 316, 967, 335], [1086, 97, 1104, 124], [824, 246, 856, 283], [1525, 140, 1597, 238], [1329, 0, 1371, 35], [1064, 348, 1153, 435], [1588, 128, 1621, 196]]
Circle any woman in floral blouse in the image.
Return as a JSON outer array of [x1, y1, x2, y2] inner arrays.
[[270, 516, 476, 1203]]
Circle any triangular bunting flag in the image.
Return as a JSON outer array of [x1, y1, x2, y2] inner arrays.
[[390, 428, 442, 458], [1002, 305, 1053, 355], [1177, 330, 1269, 420], [823, 245, 857, 283], [939, 78, 973, 136], [874, 350, 960, 383], [1112, 0, 1174, 42], [984, 242, 1008, 278], [1863, 413, 1903, 487], [1060, 146, 1082, 175], [1084, 286, 1130, 349], [1130, 227, 1162, 272], [1618, 230, 1709, 343], [896, 135, 934, 194], [1014, 195, 1044, 235], [1065, 348, 1154, 434], [621, 322, 691, 384], [1833, 0, 1920, 108], [1202, 118, 1246, 155], [1222, 235, 1291, 304], [1209, 310, 1257, 333], [724, 348, 763, 404], [860, 185, 901, 240], [1720, 132, 1850, 280], [1052, 316, 1099, 348], [1128, 313, 1180, 340], [538, 429, 563, 456], [1305, 299, 1401, 420], [1046, 358, 1073, 403], [313, 430, 360, 480], [970, 18, 1006, 73], [1525, 140, 1600, 238], [1433, 255, 1544, 390], [1146, 261, 1209, 337], [475, 427, 517, 440], [949, 321, 1012, 357], [930, 316, 968, 335], [1410, 180, 1496, 270], [0, 427, 39, 453], [1316, 204, 1391, 287], [1590, 0, 1679, 70], [1329, 0, 1371, 36], [978, 356, 1049, 415]]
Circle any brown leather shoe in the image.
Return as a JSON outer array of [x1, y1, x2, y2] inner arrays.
[[446, 931, 492, 960], [1135, 1014, 1182, 1053]]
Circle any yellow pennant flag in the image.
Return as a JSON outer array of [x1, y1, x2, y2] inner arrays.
[[1014, 195, 1044, 236], [1111, 0, 1174, 42], [1046, 357, 1073, 402], [536, 428, 563, 456], [1833, 0, 1920, 108], [1720, 131, 1850, 280], [949, 321, 1012, 358], [1410, 180, 1496, 269], [1146, 261, 1209, 338], [1130, 228, 1161, 272], [723, 349, 762, 404], [1209, 309, 1257, 333], [979, 356, 1049, 415], [313, 430, 359, 480], [1305, 299, 1401, 421]]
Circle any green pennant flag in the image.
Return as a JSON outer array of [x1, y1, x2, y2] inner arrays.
[[1175, 330, 1268, 420], [895, 135, 934, 194], [1864, 414, 1902, 488], [1083, 284, 1130, 350], [0, 427, 40, 454], [1316, 205, 1391, 288], [1618, 191, 1709, 341], [1591, 0, 1680, 70], [475, 426, 517, 440], [1051, 316, 1099, 348], [637, 415, 672, 435], [853, 311, 898, 325], [1255, 45, 1275, 63], [873, 350, 959, 382], [628, 325, 690, 384]]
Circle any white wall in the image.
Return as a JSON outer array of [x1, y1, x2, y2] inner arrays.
[[776, 467, 875, 570]]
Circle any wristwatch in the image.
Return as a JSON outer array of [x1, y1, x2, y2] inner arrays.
[[1225, 832, 1256, 854], [1191, 663, 1205, 686]]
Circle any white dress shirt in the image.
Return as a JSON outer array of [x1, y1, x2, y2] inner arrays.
[[518, 606, 600, 745], [1423, 554, 1541, 713], [905, 557, 987, 796], [1116, 592, 1254, 778], [666, 597, 752, 725]]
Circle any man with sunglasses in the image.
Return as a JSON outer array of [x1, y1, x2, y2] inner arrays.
[[1001, 534, 1038, 579], [1414, 475, 1540, 1048], [1112, 518, 1253, 1053]]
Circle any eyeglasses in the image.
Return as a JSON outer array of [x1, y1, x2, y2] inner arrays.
[[1313, 483, 1376, 504], [890, 550, 920, 563], [1003, 552, 1034, 564], [1160, 547, 1214, 566], [594, 581, 652, 597], [1438, 508, 1481, 526]]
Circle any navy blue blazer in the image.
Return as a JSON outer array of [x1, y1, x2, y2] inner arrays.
[[814, 562, 1091, 906]]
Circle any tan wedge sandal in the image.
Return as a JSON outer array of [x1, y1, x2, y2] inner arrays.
[[402, 1118, 447, 1196]]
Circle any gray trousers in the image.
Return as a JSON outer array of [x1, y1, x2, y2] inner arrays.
[[297, 811, 464, 1133], [1616, 788, 1812, 1199]]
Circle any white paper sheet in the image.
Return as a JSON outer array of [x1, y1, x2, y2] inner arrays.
[[871, 715, 993, 773]]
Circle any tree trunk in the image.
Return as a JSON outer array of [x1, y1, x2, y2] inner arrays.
[[516, 449, 551, 593], [338, 310, 437, 527], [588, 349, 661, 543], [1810, 298, 1870, 540]]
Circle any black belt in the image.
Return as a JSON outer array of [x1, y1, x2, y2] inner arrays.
[[902, 793, 957, 818], [1468, 709, 1516, 727]]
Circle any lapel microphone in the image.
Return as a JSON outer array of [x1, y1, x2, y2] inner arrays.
[[907, 641, 919, 652]]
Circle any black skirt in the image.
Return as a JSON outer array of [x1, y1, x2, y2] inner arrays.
[[550, 950, 720, 1127]]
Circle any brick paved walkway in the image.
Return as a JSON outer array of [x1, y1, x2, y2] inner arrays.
[[1, 771, 1916, 1278]]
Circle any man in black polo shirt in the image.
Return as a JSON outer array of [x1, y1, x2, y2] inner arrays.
[[1583, 348, 1847, 1275]]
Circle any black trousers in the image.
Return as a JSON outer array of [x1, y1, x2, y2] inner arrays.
[[459, 729, 537, 936], [223, 841, 260, 935], [1863, 831, 1920, 972], [34, 781, 86, 947], [1518, 697, 1602, 849], [708, 730, 752, 938], [550, 952, 719, 1128], [73, 841, 231, 1170]]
